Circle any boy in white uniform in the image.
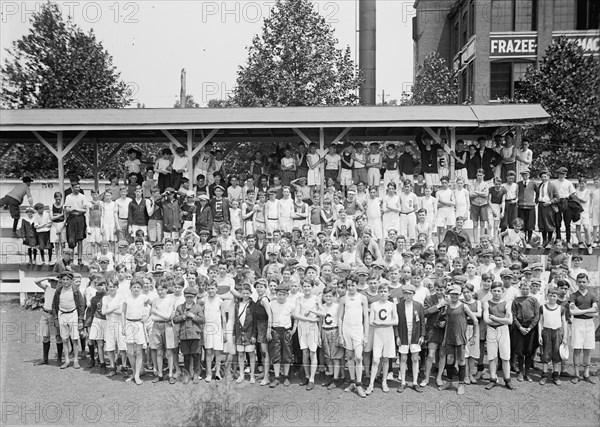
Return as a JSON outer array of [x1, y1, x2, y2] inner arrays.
[[365, 284, 398, 395], [203, 281, 226, 382], [436, 176, 456, 243], [338, 279, 369, 398], [295, 281, 321, 390]]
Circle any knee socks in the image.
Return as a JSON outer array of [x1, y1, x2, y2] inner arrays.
[[57, 343, 64, 362], [12, 218, 18, 233], [458, 365, 466, 382], [88, 344, 95, 362], [42, 342, 50, 363], [446, 364, 455, 382]]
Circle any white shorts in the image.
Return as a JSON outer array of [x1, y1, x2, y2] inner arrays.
[[571, 318, 596, 350], [363, 327, 375, 353], [399, 344, 421, 355], [58, 311, 79, 340], [574, 214, 590, 227], [372, 329, 396, 359], [436, 206, 456, 228], [368, 168, 381, 187], [298, 321, 319, 352], [104, 321, 126, 352], [486, 325, 510, 361], [340, 169, 353, 186], [124, 320, 147, 345], [237, 344, 255, 353], [454, 169, 468, 182], [383, 170, 400, 188], [399, 212, 416, 240], [225, 329, 236, 355], [89, 317, 106, 341], [88, 227, 102, 244], [204, 321, 224, 351], [490, 203, 501, 221], [342, 325, 364, 352], [424, 173, 436, 187]]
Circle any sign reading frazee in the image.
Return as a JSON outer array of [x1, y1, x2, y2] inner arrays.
[[490, 34, 537, 58], [553, 32, 599, 56]]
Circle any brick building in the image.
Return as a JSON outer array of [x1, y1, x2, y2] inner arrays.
[[413, 0, 599, 104]]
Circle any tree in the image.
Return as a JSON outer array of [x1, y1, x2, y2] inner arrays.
[[0, 2, 135, 179], [174, 94, 200, 108], [402, 52, 458, 105], [517, 37, 600, 176], [233, 0, 362, 107]]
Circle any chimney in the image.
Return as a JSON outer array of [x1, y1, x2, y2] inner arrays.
[[359, 0, 376, 105]]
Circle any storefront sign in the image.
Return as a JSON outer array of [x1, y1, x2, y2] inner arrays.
[[490, 34, 537, 58], [553, 32, 599, 56]]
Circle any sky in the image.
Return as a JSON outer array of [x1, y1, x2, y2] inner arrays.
[[0, 0, 416, 107]]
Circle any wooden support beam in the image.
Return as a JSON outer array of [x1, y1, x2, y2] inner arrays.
[[98, 143, 126, 171], [161, 129, 186, 148], [62, 131, 88, 156], [449, 127, 456, 181], [292, 128, 313, 146], [423, 127, 442, 144], [319, 127, 325, 201], [0, 142, 16, 159], [32, 131, 58, 157], [331, 127, 352, 145], [93, 139, 100, 190], [57, 132, 64, 195], [72, 148, 95, 170], [187, 130, 194, 183], [191, 129, 219, 156]]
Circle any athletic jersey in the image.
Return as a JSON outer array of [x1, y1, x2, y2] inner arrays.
[[297, 295, 319, 322], [115, 197, 131, 220], [270, 300, 293, 328], [489, 186, 507, 204], [254, 296, 270, 322], [371, 300, 395, 324], [59, 288, 76, 312], [88, 201, 102, 227], [541, 304, 564, 329], [196, 151, 213, 172], [436, 188, 454, 207], [487, 300, 508, 326], [310, 205, 321, 225], [341, 152, 353, 170], [278, 198, 294, 219], [51, 204, 65, 223], [368, 153, 381, 167], [400, 192, 418, 213], [383, 154, 398, 170], [342, 293, 364, 328], [323, 302, 339, 328], [102, 294, 124, 323], [464, 300, 479, 325], [204, 296, 223, 325], [334, 219, 355, 237]]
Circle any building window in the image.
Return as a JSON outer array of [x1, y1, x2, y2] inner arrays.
[[491, 0, 536, 32], [577, 0, 600, 30], [461, 11, 469, 46], [453, 20, 460, 57], [553, 0, 599, 30], [490, 62, 533, 100], [469, 1, 475, 38], [460, 62, 474, 103]]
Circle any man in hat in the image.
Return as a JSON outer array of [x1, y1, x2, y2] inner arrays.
[[0, 176, 34, 237], [52, 271, 85, 369], [553, 167, 577, 248], [395, 283, 425, 393], [535, 169, 560, 248], [34, 276, 64, 365], [471, 137, 501, 182], [517, 167, 537, 247]]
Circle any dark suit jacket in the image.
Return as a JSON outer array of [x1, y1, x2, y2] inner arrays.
[[234, 300, 257, 345], [468, 148, 501, 181], [394, 299, 426, 345], [534, 181, 559, 204]]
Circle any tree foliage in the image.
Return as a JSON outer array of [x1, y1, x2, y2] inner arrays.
[[233, 0, 362, 107], [174, 94, 200, 108], [0, 2, 135, 180], [516, 37, 600, 176], [402, 52, 458, 105]]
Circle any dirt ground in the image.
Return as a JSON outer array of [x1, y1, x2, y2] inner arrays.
[[1, 302, 599, 427]]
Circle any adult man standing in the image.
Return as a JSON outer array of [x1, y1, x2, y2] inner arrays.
[[517, 168, 537, 248], [64, 182, 88, 266], [128, 185, 154, 240], [0, 176, 34, 237], [471, 137, 501, 182], [554, 167, 576, 249], [535, 170, 559, 248], [469, 169, 489, 245], [415, 134, 440, 187]]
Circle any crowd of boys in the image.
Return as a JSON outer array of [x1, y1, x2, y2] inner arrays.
[[2, 136, 597, 396]]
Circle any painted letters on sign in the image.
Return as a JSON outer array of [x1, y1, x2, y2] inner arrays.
[[490, 35, 537, 58]]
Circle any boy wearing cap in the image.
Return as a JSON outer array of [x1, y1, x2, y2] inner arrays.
[[511, 281, 540, 382], [149, 279, 177, 383], [501, 171, 519, 231], [517, 168, 536, 247], [538, 288, 568, 385], [268, 284, 295, 388], [52, 272, 86, 369], [569, 273, 598, 384], [536, 169, 559, 248], [395, 284, 425, 393], [34, 277, 64, 365], [483, 282, 515, 390], [554, 167, 577, 248], [173, 286, 204, 384], [442, 284, 479, 395], [338, 278, 369, 398], [33, 202, 52, 265]]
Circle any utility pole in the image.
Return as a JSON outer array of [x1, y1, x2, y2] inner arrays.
[[180, 68, 186, 108]]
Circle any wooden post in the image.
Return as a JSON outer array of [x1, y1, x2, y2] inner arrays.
[[187, 130, 194, 183], [515, 125, 522, 149], [319, 127, 325, 201], [180, 69, 186, 108], [57, 132, 64, 195], [93, 138, 99, 190], [449, 127, 456, 182]]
